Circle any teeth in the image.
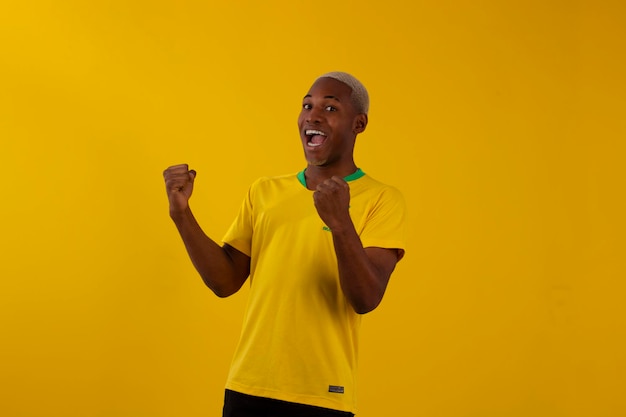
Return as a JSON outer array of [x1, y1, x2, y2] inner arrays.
[[305, 129, 326, 136]]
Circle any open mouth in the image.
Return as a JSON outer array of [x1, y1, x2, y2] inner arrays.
[[305, 129, 327, 147]]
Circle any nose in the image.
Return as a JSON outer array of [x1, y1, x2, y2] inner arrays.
[[306, 106, 323, 124]]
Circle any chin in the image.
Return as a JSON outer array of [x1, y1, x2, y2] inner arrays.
[[304, 150, 327, 166], [307, 159, 326, 167], [306, 157, 328, 167]]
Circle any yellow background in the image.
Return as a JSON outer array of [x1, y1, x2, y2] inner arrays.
[[1, 1, 624, 416]]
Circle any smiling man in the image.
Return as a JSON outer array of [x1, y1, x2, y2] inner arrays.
[[163, 72, 407, 416]]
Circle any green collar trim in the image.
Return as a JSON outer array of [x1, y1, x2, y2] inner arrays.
[[297, 168, 365, 188]]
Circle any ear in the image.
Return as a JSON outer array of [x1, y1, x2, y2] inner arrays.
[[353, 114, 368, 135]]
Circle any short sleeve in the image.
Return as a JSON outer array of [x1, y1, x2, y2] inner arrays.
[[222, 183, 255, 257], [359, 186, 407, 261]]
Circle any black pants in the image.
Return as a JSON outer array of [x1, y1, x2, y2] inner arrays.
[[222, 389, 355, 417]]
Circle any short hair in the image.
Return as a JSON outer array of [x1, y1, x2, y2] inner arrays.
[[316, 71, 369, 115]]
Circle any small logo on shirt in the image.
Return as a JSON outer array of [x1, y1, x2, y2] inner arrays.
[[328, 385, 345, 394], [322, 226, 331, 232]]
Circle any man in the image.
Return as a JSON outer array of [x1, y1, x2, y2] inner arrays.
[[163, 72, 406, 416]]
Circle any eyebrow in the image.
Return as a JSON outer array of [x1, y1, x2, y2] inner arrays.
[[303, 94, 341, 101]]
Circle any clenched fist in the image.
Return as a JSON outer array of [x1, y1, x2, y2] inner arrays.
[[163, 164, 196, 215], [313, 176, 351, 232]]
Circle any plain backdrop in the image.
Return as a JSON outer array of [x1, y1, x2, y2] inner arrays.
[[1, 1, 624, 416]]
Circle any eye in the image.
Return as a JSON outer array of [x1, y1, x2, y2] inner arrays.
[[325, 105, 337, 112], [302, 103, 312, 110]]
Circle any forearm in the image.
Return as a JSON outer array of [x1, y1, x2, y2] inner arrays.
[[170, 207, 248, 297], [331, 224, 387, 314], [312, 176, 397, 314]]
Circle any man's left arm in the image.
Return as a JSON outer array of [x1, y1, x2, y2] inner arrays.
[[314, 176, 403, 314]]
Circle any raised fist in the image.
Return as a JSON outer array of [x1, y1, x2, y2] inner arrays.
[[313, 176, 351, 231], [163, 164, 196, 214]]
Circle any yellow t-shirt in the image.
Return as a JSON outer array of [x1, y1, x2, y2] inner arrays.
[[222, 169, 407, 413]]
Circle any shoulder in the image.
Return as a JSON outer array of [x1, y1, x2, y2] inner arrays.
[[250, 173, 297, 186], [351, 174, 405, 203], [248, 173, 301, 196]]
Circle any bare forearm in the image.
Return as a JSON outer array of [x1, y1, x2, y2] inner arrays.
[[331, 225, 388, 314], [312, 176, 395, 314], [170, 207, 248, 297]]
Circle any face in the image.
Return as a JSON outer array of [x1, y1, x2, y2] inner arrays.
[[297, 77, 367, 167]]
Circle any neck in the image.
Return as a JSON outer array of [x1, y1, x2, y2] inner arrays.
[[304, 162, 358, 190]]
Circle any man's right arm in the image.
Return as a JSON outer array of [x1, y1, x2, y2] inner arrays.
[[163, 164, 250, 297]]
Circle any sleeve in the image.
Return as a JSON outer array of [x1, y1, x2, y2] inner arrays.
[[359, 186, 408, 261], [221, 182, 256, 257]]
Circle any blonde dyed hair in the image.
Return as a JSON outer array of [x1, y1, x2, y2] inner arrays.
[[316, 71, 370, 115]]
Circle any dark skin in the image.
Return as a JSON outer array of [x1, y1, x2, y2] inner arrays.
[[163, 77, 401, 313], [163, 164, 250, 297]]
